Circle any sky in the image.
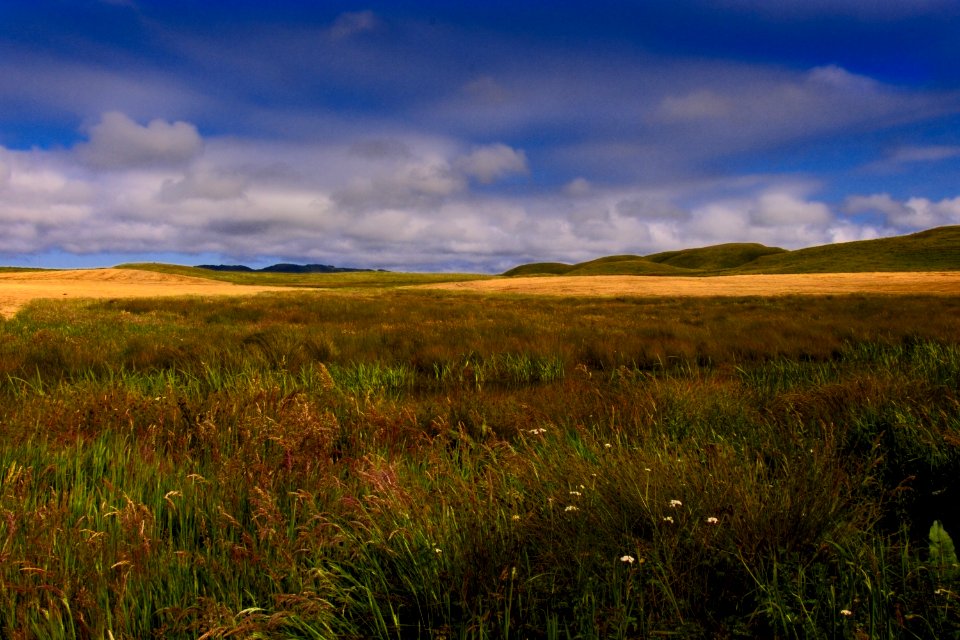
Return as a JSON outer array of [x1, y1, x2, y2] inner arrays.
[[2, 1, 960, 272]]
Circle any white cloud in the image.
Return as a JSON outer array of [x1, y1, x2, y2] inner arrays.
[[462, 76, 511, 105], [616, 198, 689, 221], [564, 177, 592, 196], [865, 144, 960, 172], [0, 148, 94, 225], [536, 60, 955, 187], [333, 158, 465, 213], [0, 151, 10, 188], [2, 106, 956, 272], [685, 186, 839, 248], [397, 160, 465, 195], [331, 141, 526, 212], [78, 112, 203, 169], [844, 193, 904, 219], [845, 193, 960, 229], [652, 64, 903, 142], [827, 222, 884, 244], [457, 143, 528, 184], [888, 145, 960, 164], [750, 191, 833, 226], [0, 53, 212, 125], [157, 167, 248, 203], [805, 65, 879, 93], [658, 90, 734, 121], [348, 139, 413, 160], [327, 10, 380, 39]]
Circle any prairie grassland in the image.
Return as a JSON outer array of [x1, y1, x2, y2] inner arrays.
[[0, 289, 959, 638], [427, 271, 960, 297], [0, 269, 288, 320]]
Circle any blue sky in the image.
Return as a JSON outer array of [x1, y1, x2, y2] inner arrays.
[[2, 1, 960, 272]]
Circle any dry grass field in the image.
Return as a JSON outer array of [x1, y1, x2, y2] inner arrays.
[[1, 265, 958, 638], [3, 269, 959, 320], [0, 268, 290, 318], [426, 271, 960, 297]]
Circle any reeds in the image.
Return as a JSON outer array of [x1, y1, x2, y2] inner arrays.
[[1, 291, 958, 637]]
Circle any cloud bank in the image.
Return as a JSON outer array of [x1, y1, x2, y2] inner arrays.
[[1, 4, 959, 270], [0, 110, 913, 272], [79, 112, 203, 169]]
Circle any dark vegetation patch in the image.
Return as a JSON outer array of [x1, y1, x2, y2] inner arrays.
[[0, 291, 958, 638]]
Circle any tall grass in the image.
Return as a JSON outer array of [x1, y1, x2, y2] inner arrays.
[[0, 291, 958, 637]]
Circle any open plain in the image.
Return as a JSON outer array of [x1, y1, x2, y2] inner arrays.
[[427, 271, 960, 297], [2, 268, 960, 320], [0, 268, 291, 318], [1, 265, 959, 638]]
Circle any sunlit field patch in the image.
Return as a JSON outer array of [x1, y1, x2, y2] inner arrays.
[[1, 285, 958, 638]]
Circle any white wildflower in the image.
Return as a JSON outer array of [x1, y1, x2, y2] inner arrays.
[[662, 516, 674, 524], [706, 516, 719, 524], [564, 505, 579, 512], [840, 609, 853, 617], [620, 555, 635, 564], [668, 499, 682, 508]]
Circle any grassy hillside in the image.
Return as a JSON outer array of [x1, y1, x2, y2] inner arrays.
[[502, 262, 575, 276], [646, 242, 786, 271], [504, 255, 693, 277], [732, 225, 960, 274], [568, 258, 693, 276], [505, 225, 960, 276]]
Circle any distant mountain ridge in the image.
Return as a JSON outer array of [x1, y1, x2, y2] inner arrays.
[[197, 263, 383, 274], [503, 225, 960, 276]]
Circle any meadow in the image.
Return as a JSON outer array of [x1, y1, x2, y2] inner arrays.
[[0, 282, 958, 638]]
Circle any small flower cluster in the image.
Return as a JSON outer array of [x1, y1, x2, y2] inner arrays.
[[528, 428, 547, 435]]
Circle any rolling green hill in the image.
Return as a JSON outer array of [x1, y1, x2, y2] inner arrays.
[[646, 243, 786, 271], [501, 262, 576, 276], [502, 255, 692, 277], [731, 226, 960, 274], [568, 258, 693, 276], [504, 226, 960, 276]]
